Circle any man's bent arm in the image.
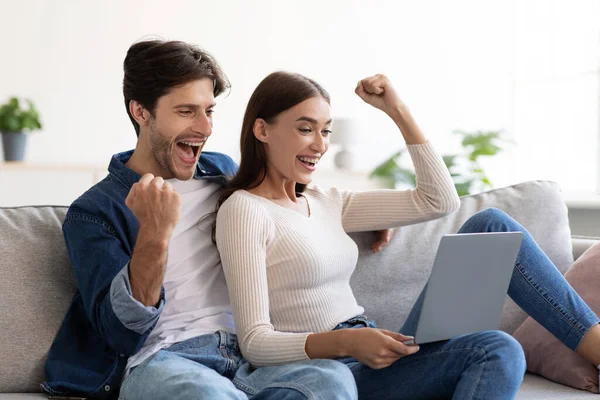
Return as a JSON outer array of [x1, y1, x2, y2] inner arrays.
[[63, 215, 165, 355]]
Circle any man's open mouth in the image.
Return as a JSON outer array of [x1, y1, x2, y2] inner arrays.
[[176, 140, 204, 164]]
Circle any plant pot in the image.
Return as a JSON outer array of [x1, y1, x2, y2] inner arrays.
[[1, 132, 28, 162]]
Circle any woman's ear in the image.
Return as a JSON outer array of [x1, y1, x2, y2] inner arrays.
[[129, 100, 151, 128], [253, 119, 269, 143]]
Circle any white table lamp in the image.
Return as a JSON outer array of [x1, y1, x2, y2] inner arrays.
[[330, 118, 359, 170]]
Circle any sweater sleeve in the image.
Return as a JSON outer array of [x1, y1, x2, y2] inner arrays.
[[341, 141, 461, 232], [216, 193, 312, 367]]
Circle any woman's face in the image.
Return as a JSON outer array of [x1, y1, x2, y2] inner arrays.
[[259, 96, 332, 185]]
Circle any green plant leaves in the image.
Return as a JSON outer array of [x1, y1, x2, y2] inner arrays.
[[0, 96, 42, 133], [454, 130, 504, 162], [370, 150, 403, 179], [370, 130, 507, 196], [369, 149, 418, 189], [454, 181, 473, 196]]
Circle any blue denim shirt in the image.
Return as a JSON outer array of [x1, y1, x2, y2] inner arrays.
[[42, 150, 237, 399]]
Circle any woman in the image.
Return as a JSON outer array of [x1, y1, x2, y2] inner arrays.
[[215, 71, 600, 399]]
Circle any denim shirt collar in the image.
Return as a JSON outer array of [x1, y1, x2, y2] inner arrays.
[[109, 150, 230, 189]]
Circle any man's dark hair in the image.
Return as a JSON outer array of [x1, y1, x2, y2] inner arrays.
[[123, 39, 230, 136]]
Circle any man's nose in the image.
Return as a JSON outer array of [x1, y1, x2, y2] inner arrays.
[[191, 113, 212, 137]]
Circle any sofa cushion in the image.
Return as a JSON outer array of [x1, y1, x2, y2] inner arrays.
[[515, 374, 599, 399], [0, 375, 596, 399], [0, 206, 74, 394], [513, 241, 600, 393], [0, 180, 574, 394], [350, 180, 574, 334]]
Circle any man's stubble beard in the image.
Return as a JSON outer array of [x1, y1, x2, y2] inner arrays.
[[148, 119, 195, 181]]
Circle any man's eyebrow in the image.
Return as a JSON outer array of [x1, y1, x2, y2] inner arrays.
[[296, 117, 332, 124], [173, 102, 217, 109]]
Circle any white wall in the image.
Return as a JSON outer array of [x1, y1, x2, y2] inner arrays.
[[0, 0, 598, 193]]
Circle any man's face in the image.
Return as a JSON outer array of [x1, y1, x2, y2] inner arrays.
[[145, 78, 215, 180]]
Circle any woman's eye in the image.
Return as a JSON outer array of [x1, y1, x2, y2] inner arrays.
[[299, 128, 312, 133], [322, 130, 332, 137]]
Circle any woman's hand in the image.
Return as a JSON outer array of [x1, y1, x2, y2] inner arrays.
[[344, 328, 419, 369], [355, 73, 427, 145], [372, 229, 394, 253], [355, 74, 404, 118]]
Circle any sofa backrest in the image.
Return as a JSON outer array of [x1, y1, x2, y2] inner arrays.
[[0, 180, 573, 393], [0, 206, 74, 393], [351, 180, 574, 334]]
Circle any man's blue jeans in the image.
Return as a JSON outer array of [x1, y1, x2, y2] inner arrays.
[[335, 208, 599, 399], [118, 330, 357, 399]]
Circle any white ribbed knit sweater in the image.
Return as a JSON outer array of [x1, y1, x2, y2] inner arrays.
[[216, 142, 460, 367]]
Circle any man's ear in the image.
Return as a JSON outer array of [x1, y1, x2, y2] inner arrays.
[[129, 100, 151, 127], [253, 118, 269, 143]]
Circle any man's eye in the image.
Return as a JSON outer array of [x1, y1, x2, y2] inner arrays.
[[299, 128, 312, 133], [207, 109, 215, 115], [179, 110, 192, 116]]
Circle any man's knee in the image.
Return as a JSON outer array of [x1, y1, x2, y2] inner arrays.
[[120, 353, 245, 400], [242, 359, 357, 400], [285, 359, 357, 400]]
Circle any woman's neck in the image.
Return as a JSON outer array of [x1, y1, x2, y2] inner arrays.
[[248, 172, 299, 201]]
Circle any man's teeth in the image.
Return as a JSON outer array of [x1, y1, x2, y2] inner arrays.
[[298, 156, 319, 164], [180, 141, 204, 147]]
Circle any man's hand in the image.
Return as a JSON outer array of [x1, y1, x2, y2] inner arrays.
[[125, 173, 181, 307], [372, 229, 394, 253], [125, 173, 181, 241]]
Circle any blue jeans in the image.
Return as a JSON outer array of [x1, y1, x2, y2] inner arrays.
[[334, 208, 599, 400], [118, 331, 357, 400]]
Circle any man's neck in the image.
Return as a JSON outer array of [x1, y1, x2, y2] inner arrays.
[[125, 145, 168, 178]]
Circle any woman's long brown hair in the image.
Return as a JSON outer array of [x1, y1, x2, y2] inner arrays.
[[211, 71, 330, 243]]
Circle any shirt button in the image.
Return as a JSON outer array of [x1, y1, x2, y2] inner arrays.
[[104, 385, 111, 392]]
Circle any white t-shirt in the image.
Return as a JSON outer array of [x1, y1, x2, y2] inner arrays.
[[125, 178, 235, 372]]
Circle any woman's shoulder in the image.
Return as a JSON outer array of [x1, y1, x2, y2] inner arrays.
[[305, 185, 348, 204], [217, 191, 275, 240], [219, 190, 269, 218]]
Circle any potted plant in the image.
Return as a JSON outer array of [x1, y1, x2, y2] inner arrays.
[[0, 97, 42, 161], [370, 130, 509, 196]]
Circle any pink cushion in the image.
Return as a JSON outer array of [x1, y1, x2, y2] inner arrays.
[[513, 242, 600, 393]]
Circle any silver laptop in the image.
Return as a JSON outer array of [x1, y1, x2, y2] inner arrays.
[[411, 232, 523, 345]]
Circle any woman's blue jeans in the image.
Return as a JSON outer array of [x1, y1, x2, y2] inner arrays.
[[334, 208, 599, 400]]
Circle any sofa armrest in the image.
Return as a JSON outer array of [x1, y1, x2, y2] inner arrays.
[[572, 236, 600, 260]]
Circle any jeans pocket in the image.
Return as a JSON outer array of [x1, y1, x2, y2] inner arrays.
[[218, 331, 244, 378], [333, 315, 376, 330]]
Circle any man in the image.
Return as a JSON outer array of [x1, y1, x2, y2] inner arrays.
[[42, 39, 389, 399]]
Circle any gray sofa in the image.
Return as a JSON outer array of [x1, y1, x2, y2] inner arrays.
[[0, 180, 598, 399]]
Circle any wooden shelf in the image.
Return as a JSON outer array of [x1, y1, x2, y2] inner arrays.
[[0, 162, 106, 171]]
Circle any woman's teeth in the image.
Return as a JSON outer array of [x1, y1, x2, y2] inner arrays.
[[297, 156, 319, 166]]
